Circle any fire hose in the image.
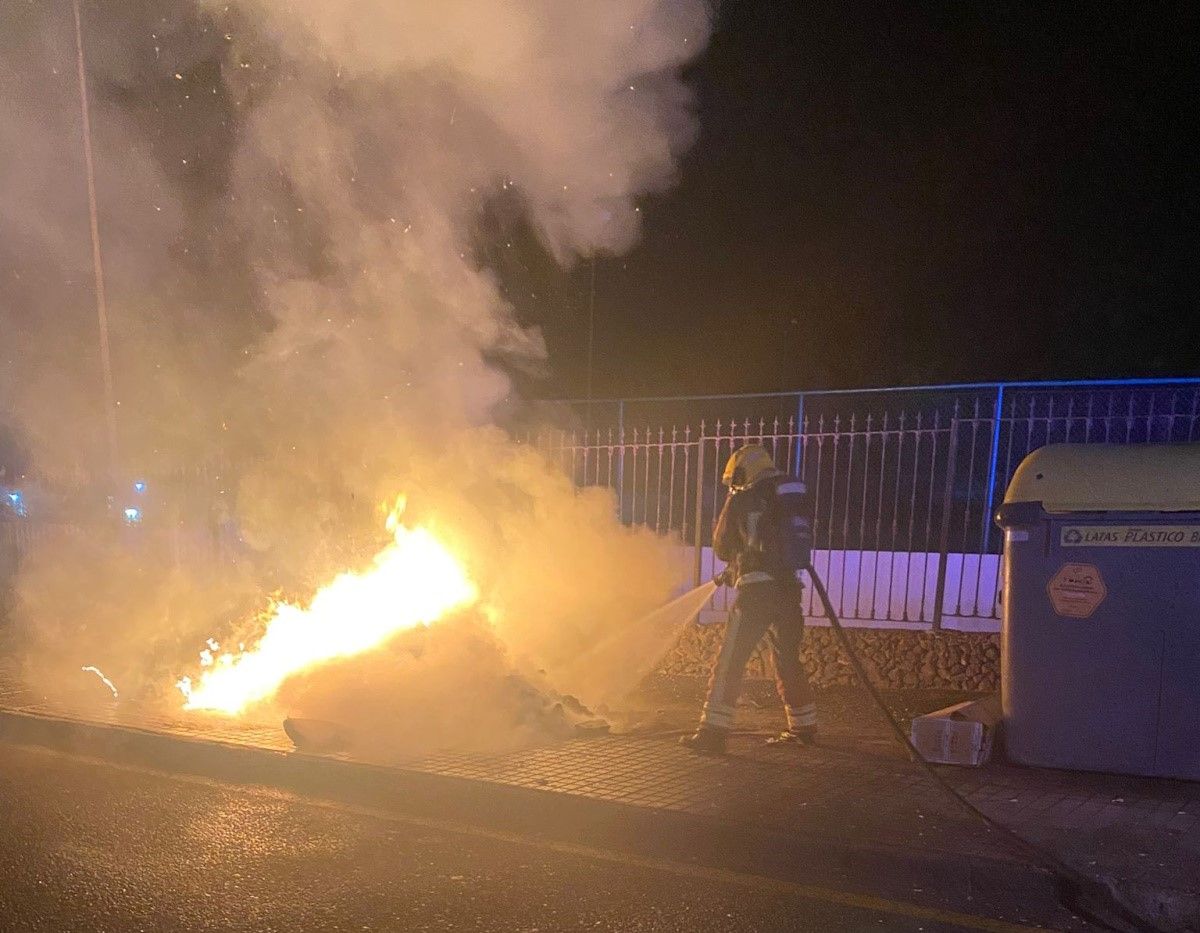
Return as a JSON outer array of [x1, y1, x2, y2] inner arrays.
[[798, 563, 1164, 933]]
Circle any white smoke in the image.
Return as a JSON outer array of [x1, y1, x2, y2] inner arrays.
[[1, 0, 710, 745]]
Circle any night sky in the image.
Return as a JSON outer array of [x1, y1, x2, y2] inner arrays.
[[501, 3, 1200, 400]]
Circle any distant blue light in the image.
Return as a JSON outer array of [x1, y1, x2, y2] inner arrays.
[[5, 491, 26, 517], [123, 507, 142, 524], [133, 481, 147, 494]]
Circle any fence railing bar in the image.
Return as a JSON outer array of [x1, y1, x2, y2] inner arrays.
[[653, 429, 664, 534], [809, 422, 827, 618], [828, 416, 844, 616], [870, 413, 889, 620], [921, 411, 941, 624], [641, 430, 651, 526], [979, 385, 1005, 554], [932, 407, 961, 631], [902, 413, 921, 622], [856, 417, 874, 619], [838, 416, 855, 615], [886, 419, 903, 622]]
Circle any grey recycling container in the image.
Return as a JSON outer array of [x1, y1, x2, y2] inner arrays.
[[995, 443, 1200, 780]]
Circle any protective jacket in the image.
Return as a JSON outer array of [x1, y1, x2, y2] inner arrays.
[[713, 473, 812, 587]]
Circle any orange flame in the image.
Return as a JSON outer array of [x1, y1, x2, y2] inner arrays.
[[177, 499, 478, 715]]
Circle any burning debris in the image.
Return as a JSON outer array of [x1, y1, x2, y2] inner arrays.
[[264, 613, 616, 760], [281, 673, 608, 756], [177, 498, 478, 715]]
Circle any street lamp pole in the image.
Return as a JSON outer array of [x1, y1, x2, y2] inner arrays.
[[71, 0, 120, 485]]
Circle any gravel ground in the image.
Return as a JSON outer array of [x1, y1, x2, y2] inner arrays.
[[661, 624, 1000, 692]]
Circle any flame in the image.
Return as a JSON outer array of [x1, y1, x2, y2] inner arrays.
[[177, 500, 478, 715]]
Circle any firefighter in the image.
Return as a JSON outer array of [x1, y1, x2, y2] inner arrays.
[[680, 444, 817, 755]]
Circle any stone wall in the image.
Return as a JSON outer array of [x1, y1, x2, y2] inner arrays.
[[659, 623, 999, 692]]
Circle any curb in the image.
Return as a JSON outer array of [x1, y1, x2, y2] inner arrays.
[[1100, 875, 1200, 933], [0, 706, 1091, 927]]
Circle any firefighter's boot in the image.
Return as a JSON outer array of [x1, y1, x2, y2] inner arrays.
[[679, 725, 728, 755]]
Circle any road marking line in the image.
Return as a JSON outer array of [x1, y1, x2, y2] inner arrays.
[[12, 743, 1050, 933]]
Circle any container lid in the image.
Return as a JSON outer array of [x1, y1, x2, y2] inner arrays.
[[1004, 443, 1200, 512]]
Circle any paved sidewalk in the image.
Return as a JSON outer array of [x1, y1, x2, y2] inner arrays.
[[2, 670, 1198, 930], [630, 677, 1200, 906]]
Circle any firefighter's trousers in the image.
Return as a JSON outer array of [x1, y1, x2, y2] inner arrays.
[[700, 580, 816, 733]]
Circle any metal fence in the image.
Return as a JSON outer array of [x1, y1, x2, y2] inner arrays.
[[532, 379, 1200, 630]]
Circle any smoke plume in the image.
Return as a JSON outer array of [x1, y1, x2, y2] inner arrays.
[[0, 0, 709, 751]]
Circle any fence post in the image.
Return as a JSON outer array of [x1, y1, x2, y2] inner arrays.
[[794, 392, 805, 474], [931, 409, 961, 632], [693, 425, 706, 586], [616, 400, 626, 522], [980, 385, 1005, 553]]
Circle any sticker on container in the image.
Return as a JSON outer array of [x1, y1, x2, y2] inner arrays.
[[1061, 525, 1200, 547], [1047, 563, 1107, 619]]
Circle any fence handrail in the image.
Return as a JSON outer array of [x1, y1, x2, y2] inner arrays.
[[551, 376, 1200, 407]]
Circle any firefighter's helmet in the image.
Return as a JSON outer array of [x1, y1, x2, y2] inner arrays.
[[722, 444, 779, 491]]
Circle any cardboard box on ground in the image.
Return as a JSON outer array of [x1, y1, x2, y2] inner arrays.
[[909, 695, 1002, 766]]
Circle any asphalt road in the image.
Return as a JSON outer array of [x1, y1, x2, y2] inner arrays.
[[0, 743, 1063, 933]]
